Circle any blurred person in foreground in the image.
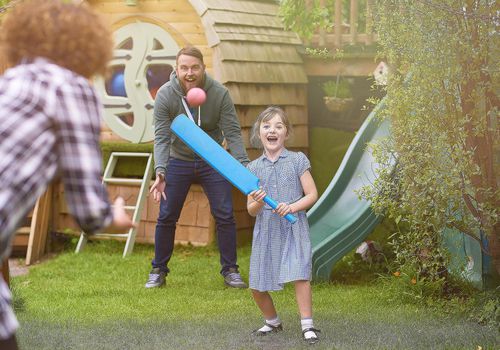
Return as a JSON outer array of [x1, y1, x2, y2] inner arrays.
[[0, 1, 134, 349]]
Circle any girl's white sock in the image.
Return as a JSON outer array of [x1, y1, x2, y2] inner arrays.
[[258, 316, 281, 332], [301, 318, 317, 339]]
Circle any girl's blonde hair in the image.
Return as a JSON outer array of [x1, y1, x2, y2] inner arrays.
[[1, 0, 113, 79], [250, 106, 293, 148]]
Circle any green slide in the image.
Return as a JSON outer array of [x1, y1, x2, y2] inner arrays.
[[307, 99, 391, 281]]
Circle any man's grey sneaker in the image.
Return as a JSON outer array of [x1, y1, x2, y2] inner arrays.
[[145, 268, 166, 288], [223, 268, 248, 288]]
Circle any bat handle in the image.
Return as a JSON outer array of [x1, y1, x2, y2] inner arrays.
[[263, 196, 297, 224]]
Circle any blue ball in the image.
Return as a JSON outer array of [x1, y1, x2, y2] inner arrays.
[[111, 72, 126, 97]]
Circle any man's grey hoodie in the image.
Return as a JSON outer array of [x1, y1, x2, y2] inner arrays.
[[153, 71, 249, 175]]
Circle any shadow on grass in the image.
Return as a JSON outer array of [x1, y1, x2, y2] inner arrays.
[[18, 317, 498, 350], [11, 240, 499, 350]]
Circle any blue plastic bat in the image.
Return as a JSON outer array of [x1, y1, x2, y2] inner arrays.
[[171, 114, 297, 224]]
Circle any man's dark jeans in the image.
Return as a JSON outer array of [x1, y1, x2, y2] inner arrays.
[[152, 157, 238, 275]]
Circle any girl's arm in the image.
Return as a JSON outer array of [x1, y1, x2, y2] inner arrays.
[[275, 170, 318, 216], [247, 188, 266, 217]]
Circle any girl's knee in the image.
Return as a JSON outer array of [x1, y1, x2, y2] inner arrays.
[[294, 280, 311, 287], [251, 289, 268, 297]]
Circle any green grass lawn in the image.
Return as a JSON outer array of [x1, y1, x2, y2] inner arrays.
[[11, 240, 499, 350]]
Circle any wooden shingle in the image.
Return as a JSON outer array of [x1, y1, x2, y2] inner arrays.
[[190, 0, 280, 17], [226, 83, 307, 106], [215, 42, 303, 63], [215, 61, 307, 84]]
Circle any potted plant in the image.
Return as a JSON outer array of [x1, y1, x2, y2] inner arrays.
[[322, 78, 353, 112]]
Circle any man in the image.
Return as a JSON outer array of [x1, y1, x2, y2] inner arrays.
[[0, 1, 134, 349], [147, 46, 249, 289]]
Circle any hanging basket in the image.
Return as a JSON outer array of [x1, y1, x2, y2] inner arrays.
[[323, 96, 353, 112]]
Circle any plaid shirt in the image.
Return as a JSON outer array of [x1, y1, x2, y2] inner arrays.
[[0, 58, 113, 339]]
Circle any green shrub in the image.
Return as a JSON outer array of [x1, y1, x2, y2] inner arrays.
[[100, 141, 154, 179], [331, 218, 395, 284], [470, 290, 500, 328]]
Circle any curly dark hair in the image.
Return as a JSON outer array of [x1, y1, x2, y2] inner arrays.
[[1, 0, 113, 78]]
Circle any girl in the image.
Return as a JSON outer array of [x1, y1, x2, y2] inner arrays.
[[246, 106, 320, 344]]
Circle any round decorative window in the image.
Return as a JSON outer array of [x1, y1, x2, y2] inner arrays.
[[95, 22, 179, 143]]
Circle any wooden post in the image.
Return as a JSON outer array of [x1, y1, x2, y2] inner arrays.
[[350, 0, 358, 44], [0, 45, 8, 75], [366, 0, 374, 45], [334, 0, 342, 48], [1, 259, 9, 287], [319, 0, 326, 46], [305, 0, 313, 46], [25, 185, 53, 265]]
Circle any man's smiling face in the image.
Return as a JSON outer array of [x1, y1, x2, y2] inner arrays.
[[176, 54, 205, 93]]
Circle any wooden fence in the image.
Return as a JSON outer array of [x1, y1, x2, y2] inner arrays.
[[308, 0, 376, 49]]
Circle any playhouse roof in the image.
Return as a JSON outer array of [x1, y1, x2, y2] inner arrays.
[[189, 0, 307, 85]]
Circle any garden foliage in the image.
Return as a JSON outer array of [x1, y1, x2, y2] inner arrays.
[[358, 0, 499, 286], [279, 0, 499, 291]]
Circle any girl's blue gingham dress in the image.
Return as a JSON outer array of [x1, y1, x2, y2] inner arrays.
[[247, 149, 312, 291]]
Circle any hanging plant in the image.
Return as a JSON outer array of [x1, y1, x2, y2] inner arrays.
[[322, 78, 353, 112]]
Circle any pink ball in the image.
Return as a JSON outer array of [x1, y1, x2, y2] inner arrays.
[[186, 87, 206, 107]]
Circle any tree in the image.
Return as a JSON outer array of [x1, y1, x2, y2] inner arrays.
[[359, 0, 499, 282]]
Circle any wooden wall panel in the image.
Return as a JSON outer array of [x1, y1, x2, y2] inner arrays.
[[54, 182, 217, 246], [91, 0, 199, 14], [53, 180, 252, 247], [227, 83, 307, 106], [236, 105, 308, 128], [89, 1, 209, 53]]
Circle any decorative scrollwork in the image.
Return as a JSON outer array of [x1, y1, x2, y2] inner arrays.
[[95, 22, 178, 143]]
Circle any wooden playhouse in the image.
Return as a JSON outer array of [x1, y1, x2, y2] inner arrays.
[[54, 0, 309, 249], [1, 0, 380, 258]]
